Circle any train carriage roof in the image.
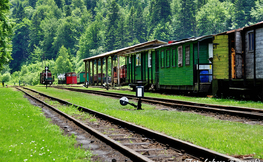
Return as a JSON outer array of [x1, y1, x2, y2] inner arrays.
[[154, 35, 214, 50], [83, 39, 167, 62]]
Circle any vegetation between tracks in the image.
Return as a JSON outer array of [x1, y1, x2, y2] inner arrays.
[[69, 86, 263, 109], [30, 86, 263, 159], [0, 88, 92, 161]]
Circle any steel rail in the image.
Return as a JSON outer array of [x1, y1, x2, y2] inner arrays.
[[18, 87, 152, 162], [21, 86, 240, 162], [55, 87, 263, 120]]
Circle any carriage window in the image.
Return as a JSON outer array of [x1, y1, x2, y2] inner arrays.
[[129, 56, 131, 64], [172, 48, 176, 67], [185, 45, 190, 66], [161, 50, 164, 68], [178, 46, 183, 67], [148, 51, 152, 68], [248, 32, 254, 51], [136, 54, 141, 66], [166, 49, 170, 67]]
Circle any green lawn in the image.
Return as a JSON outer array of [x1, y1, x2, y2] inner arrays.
[[66, 86, 263, 109], [0, 87, 92, 161], [30, 86, 263, 159]]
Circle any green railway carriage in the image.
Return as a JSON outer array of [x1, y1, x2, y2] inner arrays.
[[155, 36, 213, 92], [77, 72, 88, 84], [126, 46, 159, 89], [125, 36, 214, 93]]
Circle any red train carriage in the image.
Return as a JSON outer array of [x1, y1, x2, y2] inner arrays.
[[66, 72, 77, 84], [113, 65, 127, 84], [120, 65, 127, 83]]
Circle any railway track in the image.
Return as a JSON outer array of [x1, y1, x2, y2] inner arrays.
[[20, 86, 239, 162], [53, 86, 263, 120]]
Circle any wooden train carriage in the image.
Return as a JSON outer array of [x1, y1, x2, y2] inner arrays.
[[155, 36, 213, 93], [66, 72, 77, 84], [77, 72, 88, 84], [125, 36, 213, 93], [126, 44, 162, 89], [212, 21, 263, 98]]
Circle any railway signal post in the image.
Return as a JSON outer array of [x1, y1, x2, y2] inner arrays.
[[45, 66, 48, 89], [120, 86, 144, 110]]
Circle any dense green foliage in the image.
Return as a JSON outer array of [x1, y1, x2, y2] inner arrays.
[[0, 0, 13, 71], [1, 0, 263, 84]]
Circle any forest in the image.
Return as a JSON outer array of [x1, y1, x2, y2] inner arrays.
[[0, 0, 263, 85]]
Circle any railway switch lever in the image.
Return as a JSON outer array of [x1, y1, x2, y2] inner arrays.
[[120, 86, 144, 110]]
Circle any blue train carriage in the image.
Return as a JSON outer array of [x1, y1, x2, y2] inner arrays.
[[212, 21, 263, 98], [154, 35, 214, 93]]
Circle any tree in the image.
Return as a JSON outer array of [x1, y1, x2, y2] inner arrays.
[[0, 0, 13, 71], [232, 0, 255, 28], [40, 18, 59, 59], [10, 19, 30, 72], [196, 0, 234, 35], [55, 46, 73, 74], [176, 0, 197, 39], [2, 72, 11, 82], [54, 0, 65, 9], [64, 5, 72, 16], [147, 0, 171, 38], [28, 6, 47, 54], [77, 20, 101, 60], [134, 4, 146, 42], [12, 2, 26, 23], [83, 0, 96, 15], [53, 17, 79, 56], [251, 0, 263, 23], [105, 0, 120, 51], [30, 46, 43, 63], [29, 0, 37, 8]]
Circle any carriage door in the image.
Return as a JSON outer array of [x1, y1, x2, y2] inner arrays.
[[135, 53, 142, 81], [213, 35, 229, 80], [235, 31, 243, 79]]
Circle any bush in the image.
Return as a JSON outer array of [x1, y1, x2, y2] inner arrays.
[[2, 73, 11, 82]]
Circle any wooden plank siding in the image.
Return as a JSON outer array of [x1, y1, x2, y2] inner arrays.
[[235, 31, 243, 79], [194, 39, 210, 64], [256, 28, 263, 79], [245, 30, 254, 79], [126, 50, 155, 84], [213, 35, 229, 79], [158, 43, 194, 86]]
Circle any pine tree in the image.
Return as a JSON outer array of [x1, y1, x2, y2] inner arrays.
[[29, 0, 37, 8], [54, 0, 65, 9], [11, 19, 30, 72], [177, 0, 196, 39], [148, 0, 171, 39], [105, 0, 120, 51], [0, 0, 13, 71], [13, 2, 26, 23], [233, 0, 256, 28]]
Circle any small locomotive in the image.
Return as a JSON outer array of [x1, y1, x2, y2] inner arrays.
[[40, 67, 54, 86]]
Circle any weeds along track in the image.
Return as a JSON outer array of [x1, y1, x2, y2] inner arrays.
[[20, 86, 239, 162], [54, 86, 263, 120]]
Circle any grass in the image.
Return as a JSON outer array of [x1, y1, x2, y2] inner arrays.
[[30, 86, 263, 159], [28, 87, 263, 158], [66, 85, 263, 109], [0, 87, 93, 161]]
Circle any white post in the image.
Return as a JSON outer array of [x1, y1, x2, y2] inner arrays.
[[117, 56, 120, 85]]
